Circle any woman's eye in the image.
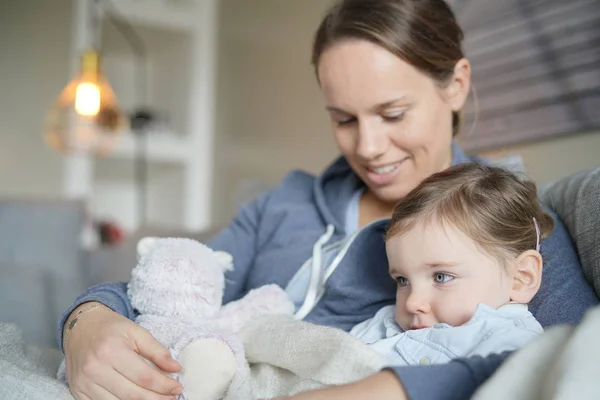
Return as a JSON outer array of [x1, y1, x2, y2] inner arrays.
[[337, 117, 356, 126], [382, 113, 405, 122], [434, 273, 454, 284], [396, 276, 410, 287]]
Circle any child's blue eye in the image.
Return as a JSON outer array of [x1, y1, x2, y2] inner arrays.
[[434, 273, 454, 284], [396, 276, 409, 287]]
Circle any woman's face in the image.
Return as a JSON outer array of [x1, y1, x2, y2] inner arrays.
[[317, 40, 470, 204]]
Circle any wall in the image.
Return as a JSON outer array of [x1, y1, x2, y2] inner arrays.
[[213, 0, 338, 223], [213, 0, 599, 223], [0, 0, 72, 198], [2, 0, 598, 225], [478, 132, 600, 185]]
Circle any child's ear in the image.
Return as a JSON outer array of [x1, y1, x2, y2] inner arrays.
[[509, 250, 543, 304]]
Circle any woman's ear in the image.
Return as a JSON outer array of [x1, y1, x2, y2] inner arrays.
[[509, 250, 543, 304], [445, 58, 471, 112]]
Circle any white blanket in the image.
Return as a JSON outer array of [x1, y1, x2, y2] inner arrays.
[[8, 308, 600, 400], [239, 308, 600, 400], [229, 316, 387, 399], [0, 317, 385, 400], [0, 324, 73, 400]]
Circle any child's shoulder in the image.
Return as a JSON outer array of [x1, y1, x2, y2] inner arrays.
[[431, 303, 544, 357], [349, 305, 399, 342]]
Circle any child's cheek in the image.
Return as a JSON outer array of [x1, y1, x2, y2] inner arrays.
[[443, 293, 478, 326]]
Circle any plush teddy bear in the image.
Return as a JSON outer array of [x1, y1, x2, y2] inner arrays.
[[129, 237, 295, 400]]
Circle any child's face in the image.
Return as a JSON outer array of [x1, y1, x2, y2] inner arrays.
[[386, 218, 513, 331]]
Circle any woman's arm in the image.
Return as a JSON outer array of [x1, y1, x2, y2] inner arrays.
[[277, 371, 406, 400], [278, 352, 512, 400], [57, 282, 134, 351], [207, 190, 273, 303]]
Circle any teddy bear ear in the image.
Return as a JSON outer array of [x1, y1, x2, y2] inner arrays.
[[137, 237, 159, 258], [214, 251, 234, 271]]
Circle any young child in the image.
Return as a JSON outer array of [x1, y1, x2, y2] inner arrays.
[[350, 163, 554, 366]]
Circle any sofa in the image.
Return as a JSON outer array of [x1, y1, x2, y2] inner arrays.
[[1, 164, 598, 349], [538, 166, 600, 299], [0, 200, 217, 348], [0, 199, 89, 347], [0, 164, 598, 399]]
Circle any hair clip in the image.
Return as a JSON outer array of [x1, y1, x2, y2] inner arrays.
[[533, 217, 540, 252]]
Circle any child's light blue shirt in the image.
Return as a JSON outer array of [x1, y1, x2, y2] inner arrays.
[[350, 303, 543, 366]]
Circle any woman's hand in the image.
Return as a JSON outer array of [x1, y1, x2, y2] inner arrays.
[[272, 371, 407, 400], [64, 303, 183, 400]]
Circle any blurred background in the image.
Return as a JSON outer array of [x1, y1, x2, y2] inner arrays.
[[0, 0, 598, 346]]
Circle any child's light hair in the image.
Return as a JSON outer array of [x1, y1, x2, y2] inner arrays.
[[386, 163, 554, 262]]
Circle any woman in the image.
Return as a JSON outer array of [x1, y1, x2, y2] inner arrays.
[[60, 1, 598, 399]]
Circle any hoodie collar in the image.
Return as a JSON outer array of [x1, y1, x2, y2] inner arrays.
[[314, 142, 474, 234]]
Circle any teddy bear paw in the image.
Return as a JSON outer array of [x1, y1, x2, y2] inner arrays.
[[178, 338, 237, 400], [248, 284, 295, 315]]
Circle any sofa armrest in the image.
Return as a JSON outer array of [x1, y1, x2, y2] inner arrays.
[[540, 166, 600, 298], [0, 264, 55, 347]]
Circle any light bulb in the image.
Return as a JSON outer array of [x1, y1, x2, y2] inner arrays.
[[45, 49, 128, 156], [75, 82, 101, 116]]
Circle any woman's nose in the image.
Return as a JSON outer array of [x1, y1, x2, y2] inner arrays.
[[405, 289, 431, 314], [356, 119, 388, 161]]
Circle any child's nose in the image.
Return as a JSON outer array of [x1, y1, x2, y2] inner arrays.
[[405, 290, 431, 314]]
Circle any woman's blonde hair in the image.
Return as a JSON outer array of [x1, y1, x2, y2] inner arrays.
[[386, 163, 555, 262]]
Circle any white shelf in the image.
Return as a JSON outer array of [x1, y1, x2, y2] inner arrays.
[[108, 131, 191, 164], [65, 0, 217, 232], [106, 0, 197, 32]]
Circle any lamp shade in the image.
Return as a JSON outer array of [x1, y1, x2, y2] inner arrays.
[[45, 49, 128, 156]]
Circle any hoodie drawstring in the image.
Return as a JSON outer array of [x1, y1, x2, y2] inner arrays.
[[294, 224, 335, 319]]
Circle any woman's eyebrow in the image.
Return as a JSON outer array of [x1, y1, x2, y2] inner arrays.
[[326, 96, 410, 114], [325, 106, 350, 114], [372, 97, 410, 111]]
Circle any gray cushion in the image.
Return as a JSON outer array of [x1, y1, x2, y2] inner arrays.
[[0, 264, 54, 346], [540, 166, 600, 298], [0, 199, 87, 347]]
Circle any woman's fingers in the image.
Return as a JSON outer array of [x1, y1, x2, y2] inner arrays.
[[90, 384, 120, 400], [64, 306, 181, 400], [72, 383, 119, 400], [132, 326, 181, 374], [95, 366, 178, 400], [71, 391, 93, 400], [112, 346, 182, 397]]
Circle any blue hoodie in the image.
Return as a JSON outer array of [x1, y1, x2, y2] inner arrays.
[[59, 143, 598, 400]]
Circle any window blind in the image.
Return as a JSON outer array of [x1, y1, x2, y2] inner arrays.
[[451, 0, 600, 150]]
